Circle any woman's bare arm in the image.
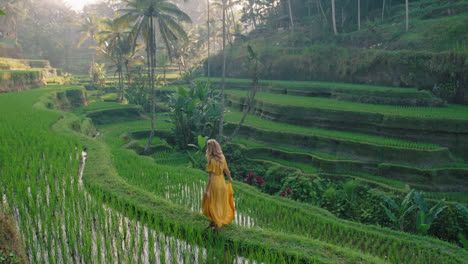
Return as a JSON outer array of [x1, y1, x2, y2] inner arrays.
[[205, 172, 213, 198], [224, 168, 233, 183]]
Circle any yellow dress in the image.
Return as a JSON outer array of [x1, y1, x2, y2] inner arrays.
[[202, 156, 235, 227]]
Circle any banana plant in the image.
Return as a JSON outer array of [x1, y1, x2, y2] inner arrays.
[[454, 203, 468, 248], [413, 191, 447, 235], [380, 189, 417, 231], [187, 135, 208, 169]]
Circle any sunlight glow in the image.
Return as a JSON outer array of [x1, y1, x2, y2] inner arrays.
[[63, 0, 99, 11]]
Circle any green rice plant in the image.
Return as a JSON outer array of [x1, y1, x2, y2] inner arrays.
[[100, 120, 466, 263], [7, 84, 464, 263], [226, 90, 468, 120], [225, 108, 442, 150], [1, 86, 272, 264]]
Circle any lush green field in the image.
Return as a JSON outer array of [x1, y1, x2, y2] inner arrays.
[[0, 87, 257, 263], [1, 85, 467, 263], [225, 108, 442, 150], [226, 90, 468, 120], [201, 77, 434, 94], [233, 137, 349, 160], [100, 122, 466, 263]]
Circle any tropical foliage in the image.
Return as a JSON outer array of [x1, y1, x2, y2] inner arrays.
[[168, 81, 221, 149]]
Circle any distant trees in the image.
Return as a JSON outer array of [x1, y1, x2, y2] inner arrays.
[[237, 0, 414, 36]]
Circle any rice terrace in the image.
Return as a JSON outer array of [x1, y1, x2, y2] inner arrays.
[[0, 0, 467, 263]]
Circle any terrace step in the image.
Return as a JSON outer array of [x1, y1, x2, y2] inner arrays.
[[224, 109, 455, 169], [202, 77, 444, 107], [226, 91, 468, 159], [231, 140, 467, 193]]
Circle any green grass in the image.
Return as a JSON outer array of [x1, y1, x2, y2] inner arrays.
[[201, 77, 428, 93], [226, 90, 468, 120], [98, 121, 466, 263], [254, 154, 321, 174], [225, 108, 442, 150], [0, 70, 43, 82], [233, 137, 349, 160], [73, 101, 138, 115], [3, 87, 466, 263], [0, 57, 30, 70], [236, 138, 408, 190], [426, 192, 468, 204]]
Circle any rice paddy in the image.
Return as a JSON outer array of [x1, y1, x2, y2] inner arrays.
[[1, 83, 467, 263], [225, 108, 442, 150], [227, 90, 468, 120]]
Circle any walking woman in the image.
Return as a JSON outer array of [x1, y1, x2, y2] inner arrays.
[[202, 139, 235, 232]]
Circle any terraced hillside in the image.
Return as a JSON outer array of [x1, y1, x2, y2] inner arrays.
[[198, 78, 468, 195], [0, 57, 58, 92], [1, 83, 467, 263]]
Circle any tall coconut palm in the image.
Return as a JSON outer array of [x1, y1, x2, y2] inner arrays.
[[117, 0, 191, 152], [77, 14, 102, 47], [98, 19, 137, 102]]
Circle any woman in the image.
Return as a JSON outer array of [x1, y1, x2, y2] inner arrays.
[[202, 139, 235, 232]]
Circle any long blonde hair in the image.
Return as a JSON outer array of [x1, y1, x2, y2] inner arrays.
[[206, 139, 224, 163]]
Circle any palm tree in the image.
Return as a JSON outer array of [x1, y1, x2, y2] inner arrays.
[[98, 19, 136, 102], [117, 0, 191, 152], [77, 14, 102, 47]]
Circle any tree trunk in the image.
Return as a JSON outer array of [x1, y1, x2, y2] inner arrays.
[[405, 0, 409, 32], [358, 0, 361, 31], [118, 66, 123, 102], [231, 59, 258, 140], [331, 0, 337, 35], [218, 0, 227, 143], [381, 0, 386, 21], [287, 0, 294, 31], [145, 16, 156, 152], [317, 0, 328, 26], [207, 0, 210, 80]]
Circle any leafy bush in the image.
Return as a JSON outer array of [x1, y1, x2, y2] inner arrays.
[[168, 81, 221, 149]]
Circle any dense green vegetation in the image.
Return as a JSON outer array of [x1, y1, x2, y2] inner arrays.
[[1, 0, 467, 262], [227, 90, 468, 120], [225, 108, 441, 150]]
